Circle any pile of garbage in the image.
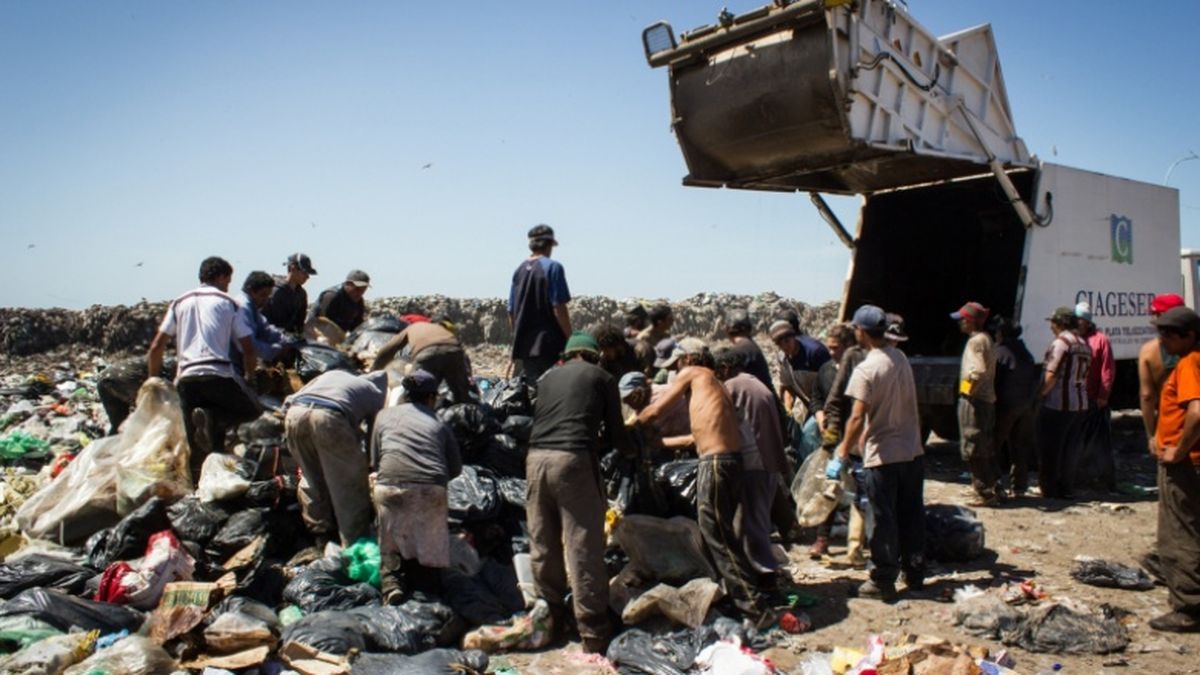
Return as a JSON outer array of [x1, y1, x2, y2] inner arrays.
[[797, 633, 1022, 675], [952, 583, 1132, 655]]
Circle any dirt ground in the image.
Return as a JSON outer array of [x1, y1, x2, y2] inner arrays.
[[492, 412, 1200, 675]]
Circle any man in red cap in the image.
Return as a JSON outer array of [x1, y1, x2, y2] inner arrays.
[[952, 301, 999, 505], [1140, 293, 1188, 450]]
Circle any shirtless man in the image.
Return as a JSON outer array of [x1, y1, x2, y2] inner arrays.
[[637, 337, 772, 626], [1140, 293, 1187, 451]]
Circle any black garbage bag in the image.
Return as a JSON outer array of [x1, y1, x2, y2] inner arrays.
[[1007, 602, 1130, 654], [237, 413, 285, 444], [496, 477, 527, 511], [654, 459, 699, 517], [480, 434, 526, 479], [89, 496, 172, 569], [282, 557, 381, 613], [345, 315, 407, 345], [438, 404, 501, 458], [0, 554, 93, 599], [1070, 558, 1154, 591], [500, 415, 533, 443], [241, 476, 299, 508], [297, 344, 359, 383], [350, 600, 458, 652], [207, 508, 269, 559], [441, 559, 525, 626], [447, 466, 502, 524], [482, 376, 535, 418], [281, 610, 369, 654], [353, 648, 488, 675], [167, 497, 231, 545], [924, 504, 986, 562], [0, 588, 143, 633], [606, 628, 699, 675]]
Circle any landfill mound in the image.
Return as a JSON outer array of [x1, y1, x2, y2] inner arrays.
[[0, 293, 837, 356]]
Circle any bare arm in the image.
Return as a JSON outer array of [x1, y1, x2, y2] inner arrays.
[[835, 398, 867, 460], [1162, 399, 1200, 463], [147, 332, 170, 378], [1138, 344, 1159, 443], [370, 330, 409, 371], [662, 434, 695, 450], [553, 304, 571, 339], [637, 369, 696, 425], [1040, 368, 1057, 399]]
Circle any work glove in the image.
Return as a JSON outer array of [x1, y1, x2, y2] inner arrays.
[[825, 455, 845, 480]]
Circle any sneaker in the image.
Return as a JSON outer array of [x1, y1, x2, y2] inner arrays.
[[856, 579, 898, 602], [1149, 610, 1200, 633], [191, 408, 212, 455], [808, 536, 829, 559]]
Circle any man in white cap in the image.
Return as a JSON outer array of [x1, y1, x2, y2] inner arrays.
[[308, 270, 371, 334], [264, 253, 317, 334], [1076, 301, 1116, 490]]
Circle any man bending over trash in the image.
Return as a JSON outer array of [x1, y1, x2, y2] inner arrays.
[[637, 337, 776, 629]]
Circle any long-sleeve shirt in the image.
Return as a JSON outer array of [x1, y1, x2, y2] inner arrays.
[[823, 346, 867, 436], [371, 402, 462, 487], [724, 373, 787, 474], [234, 292, 288, 367], [529, 359, 632, 455], [1083, 329, 1115, 403], [262, 277, 308, 334]]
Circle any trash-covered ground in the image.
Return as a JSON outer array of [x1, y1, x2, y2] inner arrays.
[[0, 301, 1197, 674]]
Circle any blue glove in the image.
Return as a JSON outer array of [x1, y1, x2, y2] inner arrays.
[[825, 455, 844, 480]]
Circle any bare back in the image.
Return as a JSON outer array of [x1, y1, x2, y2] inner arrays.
[[638, 365, 741, 457]]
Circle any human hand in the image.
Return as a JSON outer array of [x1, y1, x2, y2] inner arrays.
[[1148, 436, 1159, 457], [825, 455, 845, 480], [1160, 445, 1188, 464]]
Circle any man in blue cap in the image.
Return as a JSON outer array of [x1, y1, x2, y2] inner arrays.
[[828, 304, 925, 601]]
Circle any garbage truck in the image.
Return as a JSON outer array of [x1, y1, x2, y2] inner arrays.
[[641, 0, 1180, 437]]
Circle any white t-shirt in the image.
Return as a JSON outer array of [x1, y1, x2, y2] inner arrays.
[[845, 345, 924, 468], [159, 285, 253, 381]]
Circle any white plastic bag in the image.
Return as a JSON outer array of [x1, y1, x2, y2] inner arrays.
[[196, 453, 253, 503]]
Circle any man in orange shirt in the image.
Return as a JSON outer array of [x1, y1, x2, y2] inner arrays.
[[1150, 306, 1200, 633]]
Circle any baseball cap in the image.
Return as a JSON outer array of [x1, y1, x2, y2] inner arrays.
[[564, 331, 599, 355], [726, 308, 752, 333], [287, 253, 317, 275], [1151, 293, 1186, 316], [345, 270, 371, 288], [1152, 306, 1200, 332], [678, 337, 709, 355], [653, 338, 678, 368], [1074, 301, 1093, 323], [401, 368, 440, 395], [950, 301, 989, 322], [618, 372, 647, 399], [527, 224, 558, 246], [1046, 306, 1076, 325], [885, 313, 909, 342], [769, 320, 796, 342], [851, 305, 887, 331]]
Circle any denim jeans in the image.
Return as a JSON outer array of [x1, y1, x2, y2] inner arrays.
[[862, 456, 926, 585]]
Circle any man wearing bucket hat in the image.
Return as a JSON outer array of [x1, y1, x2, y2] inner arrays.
[[508, 224, 572, 381], [952, 301, 1000, 505], [526, 332, 631, 654], [307, 269, 371, 334], [1037, 306, 1092, 499]]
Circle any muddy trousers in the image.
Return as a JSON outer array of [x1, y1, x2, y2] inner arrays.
[[1036, 407, 1086, 499], [862, 457, 926, 586], [740, 470, 780, 573], [696, 454, 767, 621], [285, 407, 372, 547], [994, 404, 1036, 494], [413, 344, 474, 405], [177, 375, 261, 480], [958, 397, 997, 499], [525, 449, 611, 642], [1158, 462, 1200, 615]]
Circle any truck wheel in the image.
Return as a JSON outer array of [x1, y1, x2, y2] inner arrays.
[[923, 406, 960, 442]]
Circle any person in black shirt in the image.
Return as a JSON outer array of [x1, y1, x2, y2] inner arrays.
[[725, 308, 775, 394], [263, 253, 316, 334], [508, 224, 572, 380], [991, 316, 1040, 496], [592, 323, 642, 379], [307, 269, 370, 335], [526, 332, 631, 654]]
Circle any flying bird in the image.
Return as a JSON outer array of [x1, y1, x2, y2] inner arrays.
[[135, 262, 144, 267], [421, 163, 433, 170], [311, 221, 318, 229], [26, 244, 34, 249]]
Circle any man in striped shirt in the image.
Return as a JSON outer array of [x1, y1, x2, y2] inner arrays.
[[1036, 306, 1092, 499]]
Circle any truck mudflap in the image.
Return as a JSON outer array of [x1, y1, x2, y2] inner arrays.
[[644, 0, 1033, 194]]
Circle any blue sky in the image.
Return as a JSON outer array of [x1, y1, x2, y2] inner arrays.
[[2, 1, 1197, 309]]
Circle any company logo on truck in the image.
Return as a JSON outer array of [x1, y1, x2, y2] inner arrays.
[[1111, 214, 1133, 264]]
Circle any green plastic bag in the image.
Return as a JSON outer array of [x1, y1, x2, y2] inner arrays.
[[342, 537, 382, 589], [0, 432, 50, 460]]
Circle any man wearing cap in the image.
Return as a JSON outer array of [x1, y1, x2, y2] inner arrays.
[[371, 369, 462, 604], [828, 304, 925, 601], [1076, 302, 1116, 491], [371, 317, 474, 404], [638, 338, 776, 627], [1146, 306, 1200, 633], [1140, 293, 1188, 451], [307, 270, 371, 335], [952, 301, 999, 505], [148, 256, 261, 479], [651, 337, 679, 384], [508, 225, 571, 381], [527, 332, 631, 654], [1037, 307, 1092, 500], [724, 308, 775, 395], [285, 368, 388, 548], [233, 271, 299, 374], [770, 318, 832, 419], [264, 253, 317, 334]]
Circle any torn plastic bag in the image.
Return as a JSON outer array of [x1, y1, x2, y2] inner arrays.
[[621, 578, 723, 629], [613, 514, 714, 584], [0, 615, 62, 653], [95, 531, 194, 610], [654, 459, 699, 517], [925, 504, 986, 562], [482, 376, 535, 418], [280, 600, 456, 656], [1070, 556, 1154, 591], [447, 465, 502, 524], [352, 648, 488, 675], [480, 434, 525, 478], [790, 448, 855, 527], [166, 497, 230, 545], [500, 415, 533, 443], [89, 496, 172, 570], [496, 477, 527, 511], [1007, 602, 1131, 654], [695, 638, 774, 675], [0, 630, 96, 674], [297, 344, 359, 383], [62, 635, 175, 675], [281, 556, 381, 613], [438, 404, 501, 457], [460, 598, 552, 653], [196, 453, 255, 503], [0, 553, 93, 599], [16, 379, 190, 544], [202, 597, 281, 654], [952, 589, 1024, 639], [206, 508, 268, 559], [0, 588, 144, 634], [441, 559, 525, 626], [606, 627, 701, 675]]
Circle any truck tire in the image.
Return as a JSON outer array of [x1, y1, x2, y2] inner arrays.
[[922, 405, 960, 442]]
